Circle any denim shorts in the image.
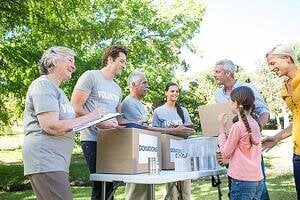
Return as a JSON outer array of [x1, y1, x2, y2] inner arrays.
[[231, 178, 263, 200]]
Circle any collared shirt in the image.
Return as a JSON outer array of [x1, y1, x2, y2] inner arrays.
[[215, 80, 269, 117], [282, 67, 300, 155]]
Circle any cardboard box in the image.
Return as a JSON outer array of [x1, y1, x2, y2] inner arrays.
[[161, 134, 184, 170], [198, 102, 236, 136], [96, 128, 161, 174]]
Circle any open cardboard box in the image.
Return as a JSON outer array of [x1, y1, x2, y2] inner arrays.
[[198, 102, 236, 136]]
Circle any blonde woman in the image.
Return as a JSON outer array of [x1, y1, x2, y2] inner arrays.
[[263, 44, 300, 198]]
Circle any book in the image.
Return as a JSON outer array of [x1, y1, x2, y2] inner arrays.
[[72, 113, 123, 132]]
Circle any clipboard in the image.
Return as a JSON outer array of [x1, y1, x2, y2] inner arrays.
[[72, 113, 123, 132]]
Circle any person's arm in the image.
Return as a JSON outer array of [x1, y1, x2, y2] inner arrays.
[[148, 126, 195, 136], [71, 89, 91, 116], [37, 109, 103, 136], [116, 102, 122, 113], [151, 108, 194, 136], [218, 122, 240, 159], [71, 89, 121, 129], [262, 124, 292, 152], [182, 107, 193, 127], [259, 112, 270, 127]]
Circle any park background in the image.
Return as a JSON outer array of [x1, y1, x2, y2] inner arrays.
[[0, 0, 299, 199]]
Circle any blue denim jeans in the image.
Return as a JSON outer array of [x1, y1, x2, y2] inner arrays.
[[81, 141, 114, 200], [293, 154, 300, 200], [261, 157, 270, 200], [227, 157, 269, 199], [231, 178, 263, 200]]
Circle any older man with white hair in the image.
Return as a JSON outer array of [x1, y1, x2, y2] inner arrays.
[[120, 71, 150, 200], [121, 71, 149, 126], [214, 59, 270, 200]]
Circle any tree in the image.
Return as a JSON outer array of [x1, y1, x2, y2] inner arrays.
[[0, 0, 206, 130]]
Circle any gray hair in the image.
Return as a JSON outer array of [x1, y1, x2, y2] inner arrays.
[[266, 44, 298, 65], [39, 46, 76, 75], [127, 71, 146, 88], [215, 59, 237, 74]]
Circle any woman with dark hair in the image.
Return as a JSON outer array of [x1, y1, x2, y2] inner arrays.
[[152, 82, 193, 200], [152, 83, 193, 136]]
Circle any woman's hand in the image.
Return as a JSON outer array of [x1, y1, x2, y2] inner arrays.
[[262, 136, 280, 152]]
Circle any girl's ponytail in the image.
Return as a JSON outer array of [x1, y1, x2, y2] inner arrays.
[[239, 105, 258, 147]]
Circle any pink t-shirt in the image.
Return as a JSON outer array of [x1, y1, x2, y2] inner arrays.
[[218, 117, 263, 181]]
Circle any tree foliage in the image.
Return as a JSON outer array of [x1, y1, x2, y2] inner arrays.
[[0, 0, 206, 130]]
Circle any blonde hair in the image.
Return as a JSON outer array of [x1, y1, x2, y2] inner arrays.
[[266, 44, 298, 65]]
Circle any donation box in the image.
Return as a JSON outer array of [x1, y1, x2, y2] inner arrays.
[[96, 128, 161, 174], [161, 134, 184, 170]]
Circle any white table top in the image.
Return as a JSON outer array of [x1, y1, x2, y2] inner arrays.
[[90, 168, 227, 184]]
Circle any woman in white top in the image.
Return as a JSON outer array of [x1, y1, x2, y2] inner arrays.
[[152, 82, 194, 200]]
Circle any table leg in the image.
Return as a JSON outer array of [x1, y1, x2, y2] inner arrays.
[[217, 183, 222, 200], [101, 181, 106, 200], [177, 181, 183, 200], [147, 184, 155, 200]]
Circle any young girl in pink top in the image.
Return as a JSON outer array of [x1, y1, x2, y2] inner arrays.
[[218, 86, 263, 200]]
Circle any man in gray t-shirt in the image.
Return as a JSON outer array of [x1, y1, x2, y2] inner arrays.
[[121, 95, 148, 124], [121, 71, 149, 200], [71, 45, 128, 200]]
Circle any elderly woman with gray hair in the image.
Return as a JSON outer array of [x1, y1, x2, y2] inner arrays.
[[263, 44, 300, 198], [22, 46, 104, 200]]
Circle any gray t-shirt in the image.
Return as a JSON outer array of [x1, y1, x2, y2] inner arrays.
[[74, 70, 122, 141], [121, 96, 147, 123], [23, 75, 76, 175], [152, 104, 192, 128]]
